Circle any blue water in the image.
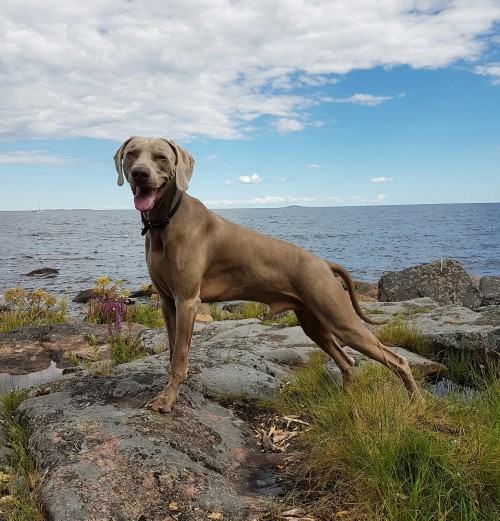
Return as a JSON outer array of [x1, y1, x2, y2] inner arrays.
[[0, 203, 499, 303]]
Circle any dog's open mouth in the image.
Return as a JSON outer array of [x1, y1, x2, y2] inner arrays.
[[132, 183, 166, 212]]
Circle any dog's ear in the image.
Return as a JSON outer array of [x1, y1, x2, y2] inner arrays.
[[165, 139, 195, 192], [113, 137, 135, 186]]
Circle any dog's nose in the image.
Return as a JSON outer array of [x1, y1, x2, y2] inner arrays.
[[131, 167, 151, 182]]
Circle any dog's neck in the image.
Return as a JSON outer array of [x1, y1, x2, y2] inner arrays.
[[140, 183, 183, 236]]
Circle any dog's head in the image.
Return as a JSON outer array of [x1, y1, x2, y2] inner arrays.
[[114, 137, 195, 212]]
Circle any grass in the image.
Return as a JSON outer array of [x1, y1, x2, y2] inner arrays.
[[274, 354, 500, 520], [438, 348, 499, 389], [0, 390, 44, 521], [374, 317, 431, 357], [209, 301, 299, 327], [0, 287, 67, 334]]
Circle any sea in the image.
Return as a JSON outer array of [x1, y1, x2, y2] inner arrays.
[[1, 203, 499, 310]]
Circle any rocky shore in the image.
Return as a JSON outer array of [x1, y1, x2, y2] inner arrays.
[[1, 259, 499, 520]]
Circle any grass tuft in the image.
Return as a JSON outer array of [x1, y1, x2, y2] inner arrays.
[[275, 355, 500, 520], [209, 301, 299, 327], [375, 317, 430, 357], [0, 390, 44, 521]]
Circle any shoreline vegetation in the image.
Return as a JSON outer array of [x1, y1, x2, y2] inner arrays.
[[1, 275, 499, 520]]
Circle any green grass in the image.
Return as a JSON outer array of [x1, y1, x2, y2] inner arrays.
[[375, 317, 431, 357], [275, 354, 500, 520], [126, 301, 164, 328], [0, 390, 44, 521], [0, 287, 67, 333], [209, 301, 299, 327]]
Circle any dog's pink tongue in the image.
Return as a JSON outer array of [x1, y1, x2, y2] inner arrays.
[[134, 187, 156, 212]]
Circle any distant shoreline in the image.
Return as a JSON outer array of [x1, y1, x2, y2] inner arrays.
[[1, 201, 499, 212]]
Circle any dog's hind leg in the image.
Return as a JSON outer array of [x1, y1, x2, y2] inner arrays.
[[303, 282, 422, 400], [334, 320, 421, 400], [294, 308, 355, 383]]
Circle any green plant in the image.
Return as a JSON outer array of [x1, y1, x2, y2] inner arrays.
[[274, 356, 500, 520], [108, 326, 146, 365], [126, 296, 164, 328], [375, 317, 430, 357], [86, 277, 128, 326], [440, 349, 499, 389], [263, 311, 299, 327], [0, 287, 67, 333], [0, 390, 44, 521], [209, 301, 299, 327]]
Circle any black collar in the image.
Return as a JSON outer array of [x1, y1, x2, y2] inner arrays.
[[141, 192, 183, 236]]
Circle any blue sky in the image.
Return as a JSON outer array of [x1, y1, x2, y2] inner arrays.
[[0, 1, 499, 211]]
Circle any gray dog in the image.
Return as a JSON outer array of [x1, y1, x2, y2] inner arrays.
[[114, 137, 422, 412]]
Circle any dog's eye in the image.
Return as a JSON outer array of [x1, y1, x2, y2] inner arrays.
[[156, 155, 168, 161]]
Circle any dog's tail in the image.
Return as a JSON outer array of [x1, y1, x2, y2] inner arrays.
[[327, 261, 387, 326]]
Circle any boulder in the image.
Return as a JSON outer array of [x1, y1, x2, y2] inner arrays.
[[24, 267, 59, 277], [479, 276, 500, 306], [378, 259, 482, 309], [72, 288, 95, 303]]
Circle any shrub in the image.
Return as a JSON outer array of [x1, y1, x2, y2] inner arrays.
[[0, 287, 67, 333]]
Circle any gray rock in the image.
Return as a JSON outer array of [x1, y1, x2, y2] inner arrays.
[[361, 298, 500, 357], [378, 259, 482, 309], [413, 305, 500, 356], [72, 288, 95, 303], [18, 358, 267, 520], [479, 276, 500, 306], [24, 267, 59, 277]]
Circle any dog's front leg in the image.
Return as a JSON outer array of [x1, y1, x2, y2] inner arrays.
[[146, 296, 199, 413]]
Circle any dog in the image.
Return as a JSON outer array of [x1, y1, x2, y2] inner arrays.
[[114, 136, 422, 412]]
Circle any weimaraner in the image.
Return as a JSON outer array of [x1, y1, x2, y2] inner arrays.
[[114, 136, 422, 412]]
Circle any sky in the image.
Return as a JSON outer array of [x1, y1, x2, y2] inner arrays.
[[0, 0, 499, 211]]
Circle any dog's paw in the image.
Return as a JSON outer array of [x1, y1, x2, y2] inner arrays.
[[145, 389, 178, 413]]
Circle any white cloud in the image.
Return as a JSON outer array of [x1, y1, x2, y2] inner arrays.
[[475, 62, 500, 84], [224, 180, 232, 186], [274, 118, 305, 134], [370, 176, 394, 183], [0, 0, 499, 140], [307, 164, 321, 169], [0, 150, 77, 165], [327, 94, 396, 106], [238, 173, 262, 184], [204, 195, 314, 207], [373, 194, 387, 202]]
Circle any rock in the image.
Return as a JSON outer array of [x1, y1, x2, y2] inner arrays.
[[72, 288, 95, 303], [378, 259, 482, 309], [479, 276, 500, 306], [24, 267, 59, 277], [17, 360, 267, 521], [413, 305, 500, 357], [0, 322, 145, 378], [129, 284, 155, 298], [361, 298, 500, 358]]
